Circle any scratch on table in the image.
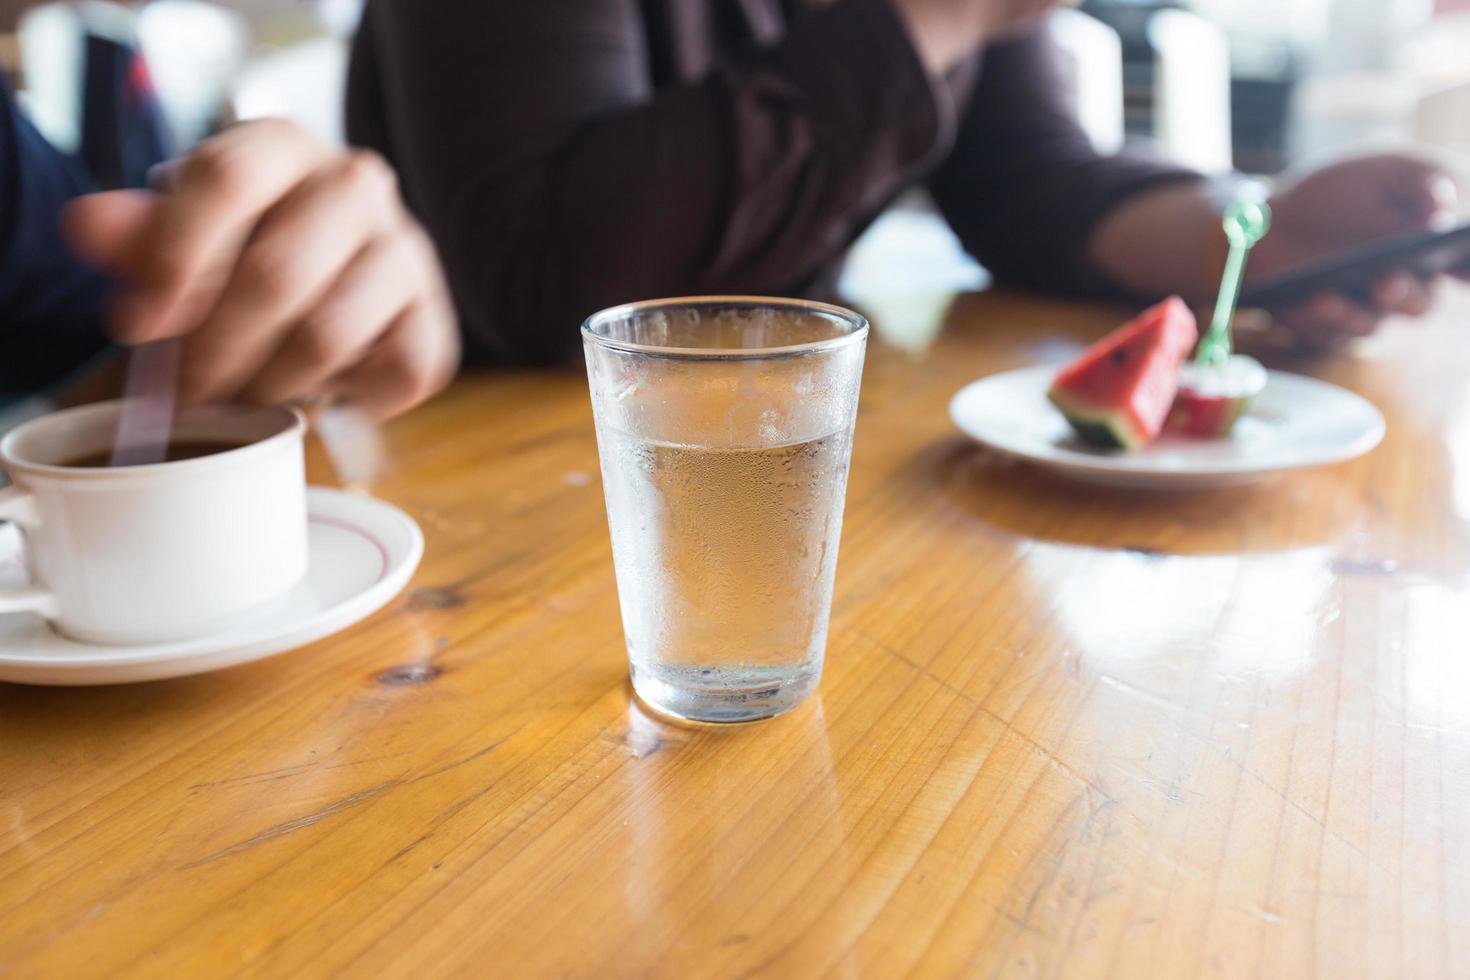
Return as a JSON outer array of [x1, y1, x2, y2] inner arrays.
[[974, 703, 1117, 807], [189, 758, 366, 792], [182, 777, 405, 868], [388, 833, 433, 863], [431, 784, 497, 825], [1233, 764, 1374, 864], [1006, 790, 1116, 943], [1405, 721, 1470, 736], [999, 908, 1058, 942], [407, 586, 468, 611], [411, 730, 521, 784], [1097, 674, 1191, 715], [1107, 767, 1201, 807], [856, 627, 1117, 805], [189, 762, 313, 790], [413, 742, 497, 780]]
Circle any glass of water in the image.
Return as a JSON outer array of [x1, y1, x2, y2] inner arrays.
[[583, 297, 868, 723]]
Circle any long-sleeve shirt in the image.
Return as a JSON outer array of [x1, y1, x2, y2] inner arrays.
[[0, 80, 109, 397], [346, 0, 1200, 365]]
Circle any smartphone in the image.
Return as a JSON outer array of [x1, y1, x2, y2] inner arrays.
[[1240, 222, 1470, 309]]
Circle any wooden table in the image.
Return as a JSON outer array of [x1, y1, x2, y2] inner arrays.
[[4, 287, 1469, 978]]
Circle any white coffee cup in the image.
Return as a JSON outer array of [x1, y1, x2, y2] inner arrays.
[[0, 400, 308, 645]]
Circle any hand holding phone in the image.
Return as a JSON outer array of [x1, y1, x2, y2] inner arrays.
[[1241, 222, 1470, 310], [1240, 153, 1464, 350]]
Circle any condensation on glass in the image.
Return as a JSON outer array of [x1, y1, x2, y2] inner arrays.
[[583, 297, 868, 723]]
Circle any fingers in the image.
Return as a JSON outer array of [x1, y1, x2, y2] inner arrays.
[[58, 119, 459, 420], [113, 119, 333, 344], [1275, 154, 1461, 249], [175, 150, 402, 404], [1276, 291, 1381, 351], [1427, 174, 1460, 228], [1371, 272, 1436, 317], [324, 300, 461, 421], [238, 227, 437, 406], [1355, 154, 1458, 236], [1277, 269, 1443, 350], [1382, 159, 1459, 228], [60, 191, 160, 269]]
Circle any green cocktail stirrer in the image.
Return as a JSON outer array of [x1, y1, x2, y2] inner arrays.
[[1196, 199, 1272, 370]]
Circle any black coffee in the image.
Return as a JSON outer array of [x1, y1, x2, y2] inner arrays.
[[61, 440, 246, 469]]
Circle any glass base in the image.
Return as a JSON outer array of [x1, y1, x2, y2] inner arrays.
[[629, 662, 820, 724]]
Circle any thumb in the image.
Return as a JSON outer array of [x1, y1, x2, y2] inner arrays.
[[1380, 157, 1459, 229], [61, 190, 161, 270]]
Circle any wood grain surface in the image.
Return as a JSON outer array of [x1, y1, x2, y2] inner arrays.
[[3, 286, 1468, 978]]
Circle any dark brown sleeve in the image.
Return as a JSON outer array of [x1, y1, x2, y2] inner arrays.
[[349, 0, 951, 363], [928, 28, 1202, 299]]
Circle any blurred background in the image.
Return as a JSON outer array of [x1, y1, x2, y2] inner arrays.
[[5, 0, 360, 156], [8, 0, 1467, 170], [3, 0, 1468, 347]]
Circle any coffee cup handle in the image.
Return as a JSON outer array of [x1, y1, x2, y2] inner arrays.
[[0, 487, 57, 616]]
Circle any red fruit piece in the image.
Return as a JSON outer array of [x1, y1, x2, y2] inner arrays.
[[1048, 296, 1199, 450], [1169, 356, 1267, 437]]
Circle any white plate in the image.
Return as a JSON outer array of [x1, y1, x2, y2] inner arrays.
[[0, 488, 422, 685], [949, 365, 1385, 491]]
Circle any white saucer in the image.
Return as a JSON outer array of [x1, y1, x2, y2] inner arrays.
[[0, 488, 422, 685], [949, 365, 1385, 491]]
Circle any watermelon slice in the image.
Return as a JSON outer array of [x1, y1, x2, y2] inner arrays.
[[1169, 355, 1266, 437], [1047, 297, 1198, 450]]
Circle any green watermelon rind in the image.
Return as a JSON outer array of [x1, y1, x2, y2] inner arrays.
[[1047, 386, 1149, 451], [1045, 296, 1197, 453], [1223, 393, 1257, 432]]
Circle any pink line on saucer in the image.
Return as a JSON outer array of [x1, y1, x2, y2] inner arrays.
[[309, 514, 389, 582]]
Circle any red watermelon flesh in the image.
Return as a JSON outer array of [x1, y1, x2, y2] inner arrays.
[[1047, 297, 1198, 450], [1169, 355, 1266, 437]]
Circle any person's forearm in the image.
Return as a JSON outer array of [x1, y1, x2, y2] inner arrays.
[[928, 26, 1207, 302], [1086, 179, 1222, 303]]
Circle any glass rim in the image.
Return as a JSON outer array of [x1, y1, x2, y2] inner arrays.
[[581, 295, 869, 360]]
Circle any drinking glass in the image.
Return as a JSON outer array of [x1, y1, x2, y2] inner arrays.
[[583, 297, 868, 723]]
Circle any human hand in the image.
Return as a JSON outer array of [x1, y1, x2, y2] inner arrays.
[[892, 0, 1071, 73], [63, 119, 460, 420], [1248, 153, 1463, 351]]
